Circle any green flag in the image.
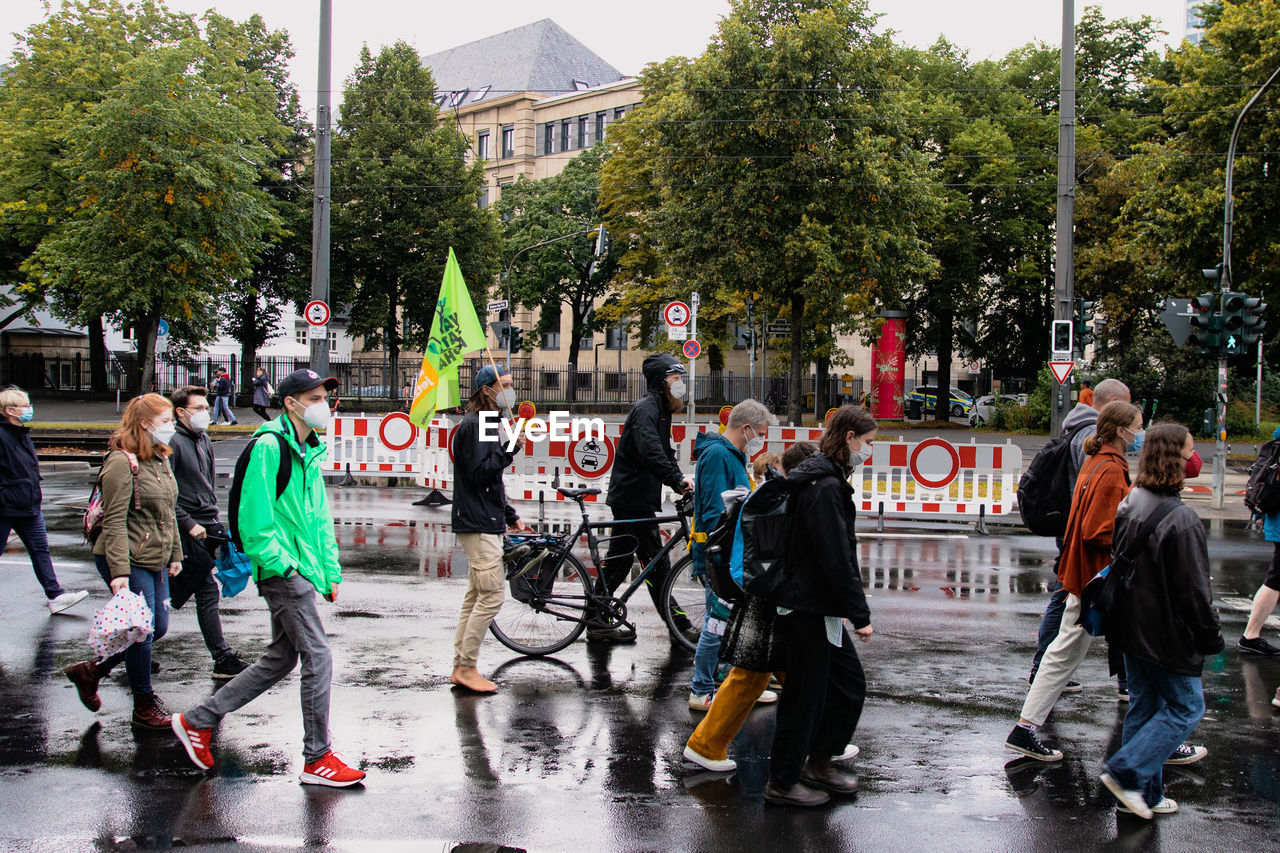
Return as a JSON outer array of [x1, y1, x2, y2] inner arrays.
[[409, 248, 488, 428]]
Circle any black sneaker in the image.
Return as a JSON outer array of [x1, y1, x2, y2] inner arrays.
[[1004, 725, 1064, 762], [1164, 743, 1207, 766], [212, 653, 250, 680], [1061, 680, 1083, 694], [586, 626, 637, 644], [1238, 635, 1280, 655]]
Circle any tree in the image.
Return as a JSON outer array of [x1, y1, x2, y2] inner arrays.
[[601, 0, 938, 424], [496, 144, 618, 402], [20, 31, 283, 393], [330, 43, 499, 399]]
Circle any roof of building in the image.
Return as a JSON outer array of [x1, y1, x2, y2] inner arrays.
[[422, 19, 625, 107]]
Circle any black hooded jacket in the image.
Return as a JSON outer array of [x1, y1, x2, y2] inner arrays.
[[606, 353, 687, 512], [772, 451, 871, 627], [0, 420, 41, 517]]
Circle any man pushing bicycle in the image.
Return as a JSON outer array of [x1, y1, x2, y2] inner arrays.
[[595, 353, 696, 644]]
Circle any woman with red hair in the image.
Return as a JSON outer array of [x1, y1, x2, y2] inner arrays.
[[65, 394, 184, 730]]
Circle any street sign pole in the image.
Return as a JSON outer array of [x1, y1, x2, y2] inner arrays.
[[1050, 0, 1076, 439], [688, 291, 699, 425], [308, 0, 332, 376], [745, 297, 754, 401]]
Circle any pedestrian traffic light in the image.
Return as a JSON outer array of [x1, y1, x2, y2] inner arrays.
[[1222, 291, 1247, 355], [1188, 292, 1222, 355], [1074, 298, 1096, 352], [1242, 295, 1266, 347], [508, 326, 525, 352]]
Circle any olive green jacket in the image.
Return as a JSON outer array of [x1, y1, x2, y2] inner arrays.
[[92, 449, 182, 578]]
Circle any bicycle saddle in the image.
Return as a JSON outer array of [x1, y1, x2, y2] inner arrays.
[[556, 487, 601, 498]]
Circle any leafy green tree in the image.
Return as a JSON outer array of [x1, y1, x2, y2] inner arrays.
[[330, 42, 498, 399], [602, 0, 938, 423], [496, 144, 618, 399], [20, 30, 283, 392]]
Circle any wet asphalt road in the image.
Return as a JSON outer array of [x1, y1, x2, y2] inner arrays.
[[1, 467, 1279, 852]]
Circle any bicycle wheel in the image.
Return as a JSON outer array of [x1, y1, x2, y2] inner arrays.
[[490, 545, 593, 656], [661, 553, 706, 653]]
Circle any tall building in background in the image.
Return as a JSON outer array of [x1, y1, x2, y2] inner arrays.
[[1185, 0, 1206, 44]]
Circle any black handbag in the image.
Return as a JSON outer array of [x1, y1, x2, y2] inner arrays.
[[1079, 498, 1177, 636]]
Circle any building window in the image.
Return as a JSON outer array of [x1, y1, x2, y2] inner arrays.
[[614, 107, 627, 122], [606, 325, 628, 350], [578, 115, 590, 148], [560, 120, 571, 152], [477, 131, 490, 161], [501, 125, 514, 158], [295, 328, 307, 346], [543, 123, 554, 155], [542, 329, 561, 350], [576, 371, 592, 390], [541, 371, 560, 389], [329, 330, 338, 354], [596, 112, 606, 142], [478, 186, 490, 209], [604, 372, 625, 392]]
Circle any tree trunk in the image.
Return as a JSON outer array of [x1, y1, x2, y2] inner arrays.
[[566, 299, 585, 411], [88, 316, 108, 392], [787, 291, 805, 425], [388, 299, 400, 402], [134, 314, 158, 395], [816, 353, 830, 416], [239, 306, 258, 401], [935, 307, 954, 423]]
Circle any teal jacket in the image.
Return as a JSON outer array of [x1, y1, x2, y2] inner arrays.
[[691, 431, 750, 575], [238, 415, 342, 595]]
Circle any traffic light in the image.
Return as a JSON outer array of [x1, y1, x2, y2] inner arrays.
[[1074, 298, 1096, 352], [1222, 291, 1246, 355], [1242, 296, 1267, 347], [508, 326, 525, 352], [1188, 292, 1222, 355]]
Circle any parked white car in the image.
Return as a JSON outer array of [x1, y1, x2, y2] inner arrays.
[[969, 394, 1023, 426]]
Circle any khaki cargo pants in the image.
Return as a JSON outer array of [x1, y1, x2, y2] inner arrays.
[[453, 533, 504, 668]]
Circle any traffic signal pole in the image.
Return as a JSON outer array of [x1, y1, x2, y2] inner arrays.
[[308, 0, 332, 376], [1050, 0, 1076, 439]]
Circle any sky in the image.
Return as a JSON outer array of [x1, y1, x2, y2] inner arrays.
[[4, 0, 1192, 105]]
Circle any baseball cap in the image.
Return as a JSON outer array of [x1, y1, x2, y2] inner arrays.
[[276, 368, 338, 400], [473, 363, 511, 390]]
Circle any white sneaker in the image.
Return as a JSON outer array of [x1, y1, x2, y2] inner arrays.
[[755, 689, 778, 705], [1118, 796, 1177, 815], [682, 745, 736, 773], [688, 692, 713, 712], [49, 590, 89, 614], [1100, 772, 1153, 819], [832, 743, 860, 762]]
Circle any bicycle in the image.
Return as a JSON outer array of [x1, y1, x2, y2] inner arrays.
[[489, 487, 706, 656]]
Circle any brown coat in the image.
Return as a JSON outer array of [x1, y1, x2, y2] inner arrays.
[[91, 449, 182, 578], [1057, 445, 1130, 598]]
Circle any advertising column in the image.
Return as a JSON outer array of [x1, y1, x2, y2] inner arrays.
[[871, 310, 907, 420]]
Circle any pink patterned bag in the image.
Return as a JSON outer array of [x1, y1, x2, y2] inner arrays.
[[87, 589, 153, 661]]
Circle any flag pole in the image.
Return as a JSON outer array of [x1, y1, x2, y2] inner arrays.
[[481, 344, 515, 420]]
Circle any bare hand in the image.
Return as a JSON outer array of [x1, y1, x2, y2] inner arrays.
[[168, 561, 183, 577], [681, 477, 695, 495], [509, 520, 534, 534], [190, 523, 207, 540], [513, 432, 526, 451], [324, 582, 340, 603], [854, 624, 874, 642], [109, 576, 129, 595]]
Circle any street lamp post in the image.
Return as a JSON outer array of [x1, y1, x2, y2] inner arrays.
[[502, 226, 603, 364]]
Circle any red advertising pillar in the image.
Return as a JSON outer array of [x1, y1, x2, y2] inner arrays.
[[871, 310, 907, 419]]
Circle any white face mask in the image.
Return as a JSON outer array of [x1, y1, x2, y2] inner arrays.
[[849, 438, 872, 467], [744, 427, 765, 457], [186, 410, 211, 432], [150, 422, 177, 445], [290, 399, 330, 431], [494, 388, 517, 411], [669, 379, 687, 400]]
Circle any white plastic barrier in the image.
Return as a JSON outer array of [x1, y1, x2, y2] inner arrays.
[[324, 413, 437, 477]]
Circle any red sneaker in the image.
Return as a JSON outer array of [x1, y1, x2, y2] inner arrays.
[[171, 713, 214, 771], [299, 751, 366, 787]]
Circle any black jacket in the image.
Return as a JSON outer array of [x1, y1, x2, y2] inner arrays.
[[213, 376, 232, 397], [451, 409, 519, 534], [773, 452, 871, 627], [1108, 487, 1223, 676], [606, 355, 686, 511], [168, 420, 220, 534], [0, 420, 41, 517]]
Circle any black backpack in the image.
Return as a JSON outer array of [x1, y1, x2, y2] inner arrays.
[[1017, 421, 1091, 537], [739, 475, 797, 597], [227, 432, 294, 550], [1244, 438, 1280, 516], [703, 486, 751, 605]]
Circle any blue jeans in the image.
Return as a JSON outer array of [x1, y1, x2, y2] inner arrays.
[[94, 555, 169, 696], [0, 512, 63, 599], [213, 395, 236, 424], [690, 584, 723, 697], [1105, 654, 1205, 807]]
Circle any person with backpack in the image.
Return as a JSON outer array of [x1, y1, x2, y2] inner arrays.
[[1005, 401, 1142, 761], [211, 367, 237, 426], [1022, 378, 1131, 691], [686, 399, 776, 711], [764, 406, 875, 807], [166, 385, 250, 680], [64, 394, 182, 730], [172, 369, 366, 788], [1100, 422, 1223, 818], [596, 353, 695, 643], [1238, 424, 1280, 656], [0, 386, 89, 615], [449, 363, 532, 694]]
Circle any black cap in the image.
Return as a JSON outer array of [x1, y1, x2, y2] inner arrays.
[[276, 368, 338, 400]]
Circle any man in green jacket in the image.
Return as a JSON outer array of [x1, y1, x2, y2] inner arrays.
[[173, 369, 365, 788]]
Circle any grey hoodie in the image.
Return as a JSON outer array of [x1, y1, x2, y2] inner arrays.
[[1061, 403, 1099, 488]]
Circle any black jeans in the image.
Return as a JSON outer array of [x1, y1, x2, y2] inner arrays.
[[602, 505, 679, 624], [770, 612, 866, 787]]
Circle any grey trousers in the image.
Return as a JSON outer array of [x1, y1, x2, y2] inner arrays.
[[194, 570, 233, 663], [183, 572, 332, 762]]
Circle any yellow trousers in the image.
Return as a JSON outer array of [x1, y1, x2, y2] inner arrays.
[[685, 667, 781, 761]]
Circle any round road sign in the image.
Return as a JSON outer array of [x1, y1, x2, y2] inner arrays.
[[304, 299, 331, 327], [567, 435, 615, 479], [682, 339, 701, 359], [718, 405, 733, 426], [664, 301, 691, 327], [517, 401, 536, 420], [378, 411, 419, 452], [909, 438, 961, 489]]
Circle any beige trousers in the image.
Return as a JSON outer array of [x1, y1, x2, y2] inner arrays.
[[1020, 593, 1095, 726], [453, 533, 505, 668]]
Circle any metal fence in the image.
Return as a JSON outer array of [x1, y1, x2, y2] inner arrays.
[[2, 350, 863, 413]]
